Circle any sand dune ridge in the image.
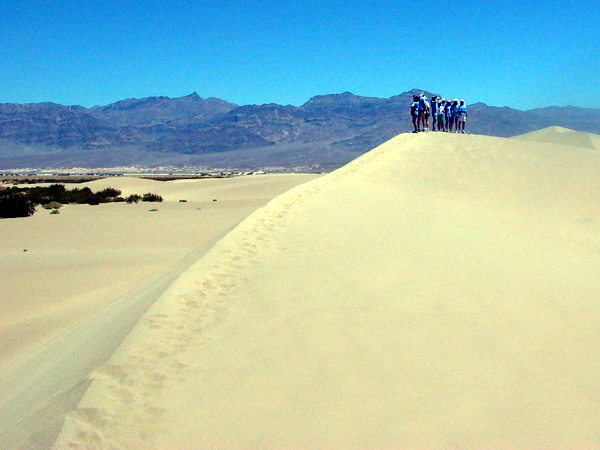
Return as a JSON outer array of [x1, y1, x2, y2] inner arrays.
[[50, 131, 600, 449]]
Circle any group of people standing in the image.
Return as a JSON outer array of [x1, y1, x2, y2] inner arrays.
[[410, 93, 468, 133]]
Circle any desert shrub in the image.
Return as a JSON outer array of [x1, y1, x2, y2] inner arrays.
[[142, 193, 163, 202], [179, 199, 188, 203], [0, 194, 36, 218], [42, 201, 63, 210], [126, 194, 142, 204], [50, 209, 60, 214], [47, 184, 66, 200], [62, 187, 95, 204], [19, 186, 48, 204], [97, 187, 122, 199], [48, 183, 66, 194], [0, 184, 131, 216], [87, 194, 103, 205]]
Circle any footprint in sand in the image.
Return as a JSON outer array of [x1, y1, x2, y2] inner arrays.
[[91, 364, 130, 384]]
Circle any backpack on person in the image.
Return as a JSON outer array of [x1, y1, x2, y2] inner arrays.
[[411, 102, 419, 117]]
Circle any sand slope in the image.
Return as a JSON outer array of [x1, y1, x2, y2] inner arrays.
[[0, 174, 319, 449], [512, 126, 600, 150], [54, 133, 600, 449]]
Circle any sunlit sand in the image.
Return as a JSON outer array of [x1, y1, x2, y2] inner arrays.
[[0, 173, 319, 449], [3, 128, 600, 449]]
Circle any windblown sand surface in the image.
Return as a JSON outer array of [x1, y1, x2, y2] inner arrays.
[[46, 130, 600, 449], [512, 125, 600, 150], [0, 173, 320, 449]]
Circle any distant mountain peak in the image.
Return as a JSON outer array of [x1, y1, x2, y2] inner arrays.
[[186, 92, 201, 100], [301, 92, 392, 109], [304, 92, 358, 104]]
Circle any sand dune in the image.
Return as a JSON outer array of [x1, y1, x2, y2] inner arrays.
[[0, 173, 319, 449], [512, 126, 600, 150], [81, 173, 319, 203], [50, 132, 600, 449]]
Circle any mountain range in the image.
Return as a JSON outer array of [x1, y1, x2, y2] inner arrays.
[[1, 89, 599, 171]]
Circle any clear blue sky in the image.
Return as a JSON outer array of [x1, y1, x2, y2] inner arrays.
[[1, 0, 598, 110]]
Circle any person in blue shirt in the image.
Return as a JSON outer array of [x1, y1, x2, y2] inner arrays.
[[457, 99, 468, 133], [410, 95, 420, 133], [449, 98, 459, 132], [418, 93, 427, 131], [430, 96, 438, 131], [443, 99, 451, 131]]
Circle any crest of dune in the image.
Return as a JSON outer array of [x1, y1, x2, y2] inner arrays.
[[512, 125, 600, 150]]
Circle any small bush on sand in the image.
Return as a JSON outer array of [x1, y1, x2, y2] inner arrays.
[[97, 187, 122, 199], [0, 184, 130, 217], [48, 184, 66, 198], [63, 187, 95, 204], [87, 194, 103, 205], [126, 194, 142, 204], [142, 193, 163, 202], [50, 209, 60, 214], [0, 194, 36, 218], [42, 201, 63, 210]]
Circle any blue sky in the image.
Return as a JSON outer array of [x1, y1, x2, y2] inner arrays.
[[1, 0, 598, 110]]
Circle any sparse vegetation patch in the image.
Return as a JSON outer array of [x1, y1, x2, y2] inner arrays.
[[0, 194, 36, 218], [42, 202, 63, 210], [126, 194, 142, 204], [0, 184, 165, 218], [142, 193, 163, 202]]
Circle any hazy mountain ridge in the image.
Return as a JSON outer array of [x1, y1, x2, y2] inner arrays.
[[1, 90, 599, 170], [88, 92, 237, 127], [0, 102, 122, 148]]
